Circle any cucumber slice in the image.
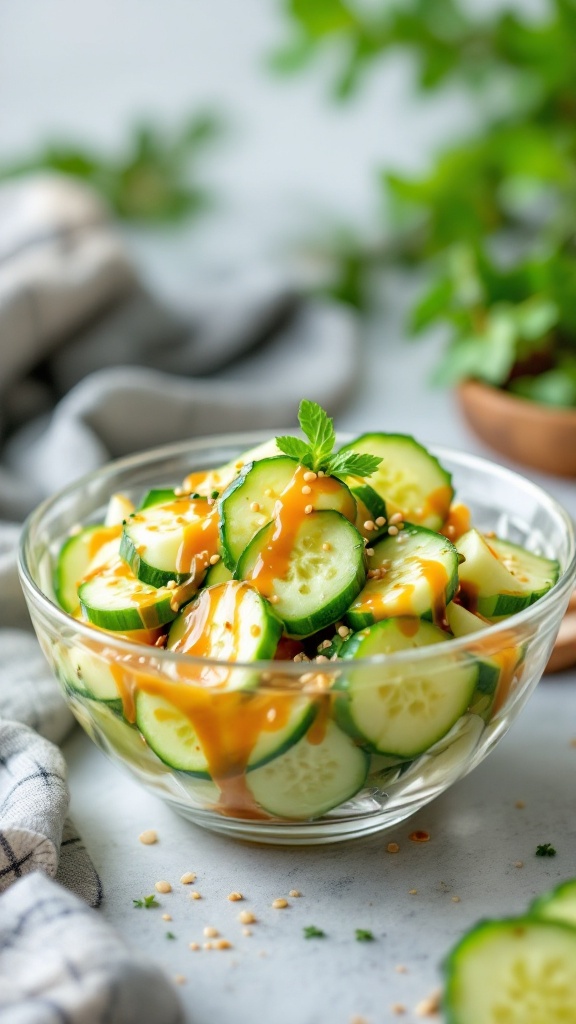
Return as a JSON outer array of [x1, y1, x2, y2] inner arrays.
[[55, 524, 121, 615], [65, 646, 123, 710], [120, 497, 219, 587], [446, 602, 501, 706], [444, 918, 576, 1024], [338, 433, 453, 530], [220, 457, 356, 571], [203, 557, 234, 587], [79, 559, 178, 631], [348, 481, 388, 542], [456, 529, 559, 618], [246, 720, 369, 819], [337, 618, 478, 757], [167, 581, 282, 670], [346, 524, 458, 630], [139, 488, 178, 509], [135, 689, 315, 776], [181, 437, 281, 497], [531, 880, 576, 928], [104, 492, 135, 526], [237, 510, 366, 637]]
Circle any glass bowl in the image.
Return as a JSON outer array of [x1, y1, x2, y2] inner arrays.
[[18, 434, 576, 845]]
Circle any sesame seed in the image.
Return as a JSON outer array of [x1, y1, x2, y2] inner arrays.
[[414, 990, 441, 1017], [301, 485, 312, 495], [375, 516, 386, 527], [162, 914, 172, 921], [250, 502, 260, 513], [207, 497, 215, 506], [189, 942, 200, 951], [365, 548, 374, 556], [316, 655, 329, 663], [337, 625, 350, 638], [242, 928, 252, 937], [228, 892, 243, 902], [215, 939, 233, 950], [317, 470, 325, 477], [170, 600, 180, 612], [408, 889, 417, 896], [304, 504, 313, 515], [387, 842, 400, 854], [288, 890, 302, 898], [209, 553, 221, 565], [363, 520, 375, 532], [395, 965, 408, 973], [318, 639, 332, 651], [238, 910, 257, 924], [272, 898, 289, 909], [303, 471, 317, 481], [174, 975, 186, 985], [203, 927, 219, 938], [514, 800, 525, 809], [138, 829, 158, 845], [189, 891, 201, 900], [155, 880, 172, 894], [322, 542, 331, 551], [166, 580, 177, 590], [514, 860, 524, 869], [451, 896, 461, 903], [388, 525, 399, 536], [389, 512, 403, 524], [204, 942, 214, 950], [180, 872, 196, 885], [391, 1006, 406, 1017], [270, 595, 279, 604], [409, 830, 430, 843]]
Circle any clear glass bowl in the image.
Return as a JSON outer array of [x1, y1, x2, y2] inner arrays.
[[18, 434, 576, 845]]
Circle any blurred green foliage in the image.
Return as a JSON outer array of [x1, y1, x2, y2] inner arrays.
[[0, 112, 221, 223], [274, 0, 576, 406]]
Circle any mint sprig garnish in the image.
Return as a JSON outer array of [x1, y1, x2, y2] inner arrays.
[[276, 400, 382, 478]]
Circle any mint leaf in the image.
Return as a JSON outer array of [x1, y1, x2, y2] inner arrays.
[[326, 451, 382, 478], [133, 894, 159, 908], [303, 925, 326, 938], [275, 434, 314, 467], [298, 399, 336, 468], [535, 843, 556, 857], [355, 928, 375, 942]]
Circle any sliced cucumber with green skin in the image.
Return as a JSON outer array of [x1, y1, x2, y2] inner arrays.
[[104, 492, 135, 525], [167, 581, 282, 669], [530, 879, 576, 928], [337, 432, 453, 530], [345, 524, 458, 630], [181, 437, 282, 498], [246, 720, 370, 820], [65, 646, 123, 711], [203, 557, 233, 587], [456, 529, 559, 619], [219, 456, 356, 571], [446, 602, 500, 705], [55, 524, 109, 614], [348, 482, 387, 542], [79, 560, 178, 631], [443, 918, 576, 1024], [121, 497, 218, 587], [337, 618, 478, 757], [135, 689, 315, 776], [237, 510, 366, 637], [139, 488, 178, 509]]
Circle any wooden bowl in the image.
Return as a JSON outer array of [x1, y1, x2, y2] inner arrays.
[[458, 380, 576, 477]]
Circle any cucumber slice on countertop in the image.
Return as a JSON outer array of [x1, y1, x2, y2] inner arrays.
[[456, 529, 559, 619], [167, 580, 282, 668], [443, 918, 576, 1024], [345, 524, 458, 630], [337, 432, 453, 530], [135, 688, 315, 776], [55, 524, 121, 615], [120, 496, 219, 588], [337, 618, 478, 758], [237, 510, 366, 637], [530, 879, 576, 928], [246, 719, 370, 820], [220, 456, 356, 571], [79, 559, 180, 631]]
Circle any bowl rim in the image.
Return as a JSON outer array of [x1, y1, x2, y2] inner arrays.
[[18, 430, 576, 676]]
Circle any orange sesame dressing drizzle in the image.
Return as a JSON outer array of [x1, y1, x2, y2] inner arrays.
[[421, 484, 453, 525], [87, 525, 122, 561], [440, 502, 471, 542], [354, 557, 449, 626], [248, 465, 347, 598]]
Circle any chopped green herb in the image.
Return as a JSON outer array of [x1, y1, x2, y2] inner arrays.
[[276, 400, 381, 478], [211, 490, 220, 499], [133, 894, 160, 909], [355, 929, 375, 942], [303, 925, 326, 939], [166, 931, 176, 940], [536, 843, 557, 857]]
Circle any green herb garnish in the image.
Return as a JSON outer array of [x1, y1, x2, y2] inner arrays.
[[303, 925, 326, 939], [133, 894, 160, 909], [166, 931, 176, 940], [536, 843, 556, 857], [276, 400, 381, 477], [355, 928, 375, 942]]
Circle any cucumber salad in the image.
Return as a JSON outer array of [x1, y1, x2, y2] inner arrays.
[[55, 401, 560, 822]]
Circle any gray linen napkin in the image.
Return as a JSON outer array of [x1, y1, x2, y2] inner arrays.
[[0, 172, 359, 1021]]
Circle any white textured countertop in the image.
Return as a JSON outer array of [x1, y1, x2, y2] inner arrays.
[[63, 304, 576, 1023]]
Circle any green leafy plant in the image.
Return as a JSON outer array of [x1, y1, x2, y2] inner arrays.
[[273, 0, 576, 407], [303, 924, 326, 938], [0, 112, 222, 223], [276, 399, 382, 476], [132, 894, 160, 908]]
